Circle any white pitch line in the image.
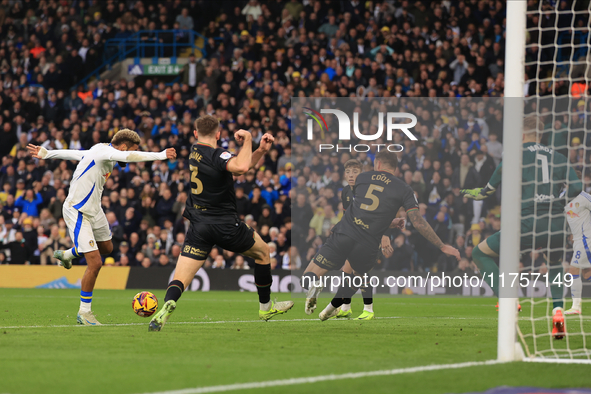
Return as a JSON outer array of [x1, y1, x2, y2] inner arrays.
[[0, 294, 504, 307], [141, 360, 503, 394], [0, 315, 499, 330], [3, 315, 589, 330]]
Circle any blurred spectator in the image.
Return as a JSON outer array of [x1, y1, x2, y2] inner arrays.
[[0, 0, 584, 277], [0, 231, 32, 264]]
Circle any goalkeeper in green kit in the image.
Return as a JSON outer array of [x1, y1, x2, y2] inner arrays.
[[461, 116, 582, 339]]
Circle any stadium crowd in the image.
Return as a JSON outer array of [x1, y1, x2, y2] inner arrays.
[[0, 0, 589, 273]]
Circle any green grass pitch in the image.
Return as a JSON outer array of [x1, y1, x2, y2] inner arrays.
[[0, 288, 590, 394]]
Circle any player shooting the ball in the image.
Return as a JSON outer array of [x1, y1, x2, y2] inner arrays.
[[28, 129, 176, 325]]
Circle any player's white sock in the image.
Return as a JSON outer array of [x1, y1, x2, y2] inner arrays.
[[364, 303, 374, 313], [260, 301, 271, 311], [571, 274, 582, 310], [322, 303, 337, 315], [341, 303, 351, 312], [63, 248, 76, 260], [79, 291, 92, 313]]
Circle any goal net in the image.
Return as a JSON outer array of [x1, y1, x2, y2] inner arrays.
[[510, 0, 591, 363]]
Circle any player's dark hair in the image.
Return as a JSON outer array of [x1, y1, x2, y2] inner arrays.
[[195, 115, 220, 138], [375, 150, 398, 170], [344, 159, 362, 171]]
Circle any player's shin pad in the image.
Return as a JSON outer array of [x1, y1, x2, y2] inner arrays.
[[254, 263, 272, 304]]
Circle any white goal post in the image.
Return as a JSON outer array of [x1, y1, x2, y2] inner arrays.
[[497, 0, 526, 362], [499, 0, 591, 364]]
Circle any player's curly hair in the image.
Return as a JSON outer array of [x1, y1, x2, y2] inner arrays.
[[195, 115, 220, 138], [111, 128, 141, 148]]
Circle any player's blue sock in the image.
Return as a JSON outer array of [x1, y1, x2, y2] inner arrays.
[[80, 290, 92, 313], [472, 245, 499, 295]]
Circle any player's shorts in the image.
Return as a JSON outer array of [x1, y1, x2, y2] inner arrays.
[[485, 215, 566, 262], [62, 206, 111, 254], [311, 232, 379, 274], [181, 220, 256, 260], [570, 243, 591, 269]]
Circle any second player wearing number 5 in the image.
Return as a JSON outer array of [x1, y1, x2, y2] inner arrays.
[[148, 115, 293, 331], [301, 150, 460, 321]]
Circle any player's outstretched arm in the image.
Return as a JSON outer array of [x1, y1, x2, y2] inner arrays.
[[107, 147, 176, 162], [27, 144, 85, 161], [461, 161, 502, 200], [461, 183, 496, 200], [406, 209, 461, 261], [227, 129, 252, 175], [249, 133, 274, 169]]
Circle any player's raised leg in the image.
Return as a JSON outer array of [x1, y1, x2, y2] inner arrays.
[[301, 232, 354, 316], [301, 250, 336, 315], [242, 231, 294, 321]]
